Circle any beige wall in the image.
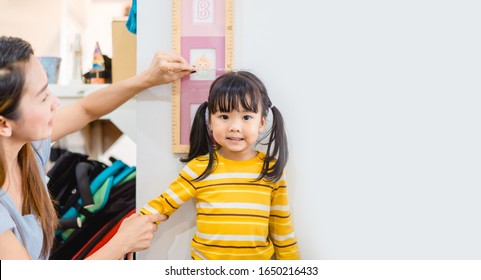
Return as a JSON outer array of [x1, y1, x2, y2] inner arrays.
[[0, 0, 62, 56], [0, 0, 129, 84]]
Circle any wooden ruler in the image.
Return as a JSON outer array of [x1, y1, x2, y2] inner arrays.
[[171, 0, 183, 153], [225, 0, 234, 70], [171, 0, 234, 154]]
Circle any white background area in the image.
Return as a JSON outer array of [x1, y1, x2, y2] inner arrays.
[[136, 0, 481, 259]]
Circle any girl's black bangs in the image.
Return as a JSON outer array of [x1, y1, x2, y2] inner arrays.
[[210, 76, 260, 114]]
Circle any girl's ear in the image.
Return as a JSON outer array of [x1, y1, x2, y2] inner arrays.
[[0, 116, 12, 137], [259, 116, 266, 133], [207, 115, 212, 131]]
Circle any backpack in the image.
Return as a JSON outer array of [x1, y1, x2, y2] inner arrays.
[[47, 151, 107, 228], [50, 172, 136, 259], [57, 159, 135, 240], [47, 153, 136, 260]]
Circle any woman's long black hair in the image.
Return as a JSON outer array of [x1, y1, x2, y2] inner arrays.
[[181, 71, 288, 182], [0, 36, 58, 259]]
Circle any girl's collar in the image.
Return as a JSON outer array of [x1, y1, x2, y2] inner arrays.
[[215, 149, 262, 163]]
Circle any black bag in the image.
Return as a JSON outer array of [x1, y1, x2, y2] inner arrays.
[[47, 151, 107, 219], [47, 154, 136, 260], [52, 178, 136, 260]]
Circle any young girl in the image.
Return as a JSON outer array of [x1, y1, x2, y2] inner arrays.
[[140, 71, 300, 260]]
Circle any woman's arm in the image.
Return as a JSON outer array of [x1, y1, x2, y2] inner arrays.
[[0, 230, 31, 260], [51, 52, 193, 142], [85, 213, 167, 260]]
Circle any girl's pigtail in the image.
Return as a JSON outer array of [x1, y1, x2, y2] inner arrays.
[[181, 101, 216, 181], [261, 106, 288, 182]]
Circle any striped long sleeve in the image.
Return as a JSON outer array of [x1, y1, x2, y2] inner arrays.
[[140, 164, 198, 219], [269, 176, 300, 259], [140, 151, 300, 260]]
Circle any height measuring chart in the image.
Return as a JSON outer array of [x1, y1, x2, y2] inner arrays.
[[172, 0, 234, 153]]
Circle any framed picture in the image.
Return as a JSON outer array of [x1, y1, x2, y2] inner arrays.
[[172, 0, 234, 153]]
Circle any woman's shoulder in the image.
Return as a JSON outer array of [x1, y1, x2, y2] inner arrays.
[[31, 138, 51, 168], [0, 193, 16, 234]]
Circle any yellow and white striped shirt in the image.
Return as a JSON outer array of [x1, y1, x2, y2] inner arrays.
[[140, 151, 300, 260]]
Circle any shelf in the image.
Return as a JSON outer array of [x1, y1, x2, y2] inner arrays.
[[49, 84, 108, 97]]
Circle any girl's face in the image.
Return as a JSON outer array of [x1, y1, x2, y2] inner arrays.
[[209, 104, 266, 161], [10, 56, 59, 142]]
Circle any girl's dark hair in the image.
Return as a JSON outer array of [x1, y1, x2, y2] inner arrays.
[[0, 36, 57, 258], [182, 71, 288, 182]]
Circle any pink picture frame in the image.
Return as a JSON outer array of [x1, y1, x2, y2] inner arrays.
[[172, 0, 234, 153]]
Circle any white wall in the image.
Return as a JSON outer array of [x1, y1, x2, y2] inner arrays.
[[136, 0, 194, 260], [137, 0, 481, 259]]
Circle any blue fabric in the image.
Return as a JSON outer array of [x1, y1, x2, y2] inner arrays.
[[126, 0, 137, 34], [0, 138, 51, 260], [58, 160, 131, 240], [0, 191, 44, 259], [31, 138, 51, 185], [60, 160, 129, 221]]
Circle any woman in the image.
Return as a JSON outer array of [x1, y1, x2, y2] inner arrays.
[[0, 36, 193, 259]]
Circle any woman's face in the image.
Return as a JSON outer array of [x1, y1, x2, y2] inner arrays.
[[10, 56, 59, 141]]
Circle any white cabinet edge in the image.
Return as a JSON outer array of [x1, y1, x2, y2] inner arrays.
[[49, 84, 109, 97]]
